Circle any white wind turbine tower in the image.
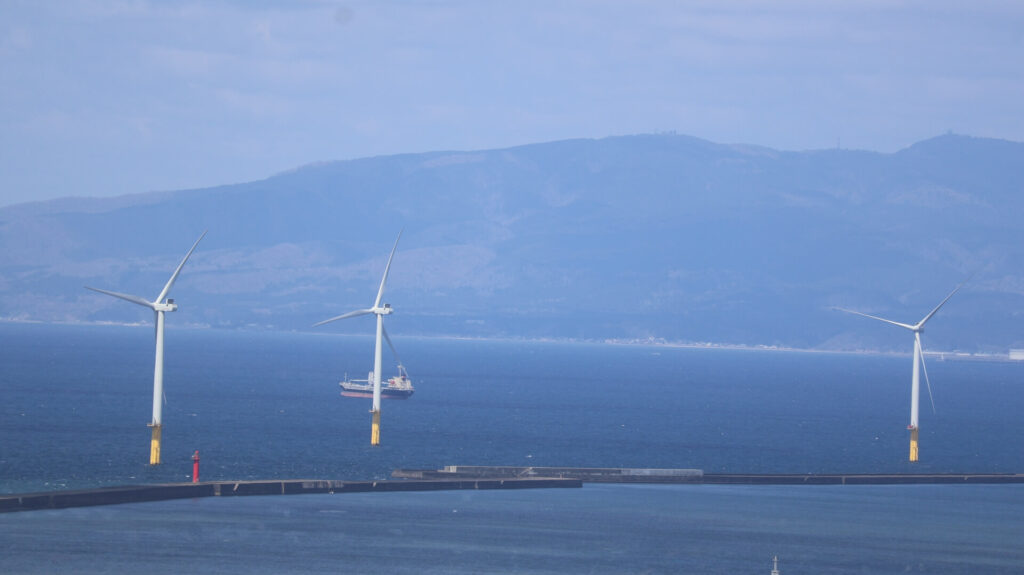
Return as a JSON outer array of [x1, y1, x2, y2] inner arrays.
[[314, 231, 402, 446], [835, 278, 969, 462], [85, 231, 206, 465]]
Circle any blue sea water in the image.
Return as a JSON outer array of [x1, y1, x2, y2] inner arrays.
[[1, 323, 1022, 573]]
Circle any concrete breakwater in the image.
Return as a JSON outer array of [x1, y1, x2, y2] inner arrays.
[[0, 477, 582, 514], [6, 468, 1022, 514], [393, 466, 706, 483], [701, 473, 1024, 485], [392, 466, 1024, 485]]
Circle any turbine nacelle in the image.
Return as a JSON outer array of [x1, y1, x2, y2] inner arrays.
[[154, 300, 177, 312], [374, 303, 393, 316]]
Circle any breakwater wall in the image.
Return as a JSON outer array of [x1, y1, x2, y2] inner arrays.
[[392, 466, 1024, 485], [0, 477, 581, 514], [701, 473, 1024, 485], [393, 466, 705, 483], [7, 468, 1021, 514]]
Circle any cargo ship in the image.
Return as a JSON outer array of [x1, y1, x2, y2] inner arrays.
[[339, 365, 414, 399]]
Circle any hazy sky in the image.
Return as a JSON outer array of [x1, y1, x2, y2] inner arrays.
[[2, 1, 1022, 207]]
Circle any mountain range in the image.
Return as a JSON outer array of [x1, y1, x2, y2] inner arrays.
[[2, 132, 1022, 353]]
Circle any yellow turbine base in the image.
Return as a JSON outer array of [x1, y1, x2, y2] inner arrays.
[[371, 410, 381, 446], [909, 427, 919, 463], [149, 424, 162, 466]]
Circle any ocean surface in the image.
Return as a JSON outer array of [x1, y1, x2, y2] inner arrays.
[[1, 323, 1022, 573]]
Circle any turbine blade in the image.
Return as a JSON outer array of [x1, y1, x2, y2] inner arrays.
[[373, 230, 403, 309], [916, 275, 972, 328], [382, 326, 402, 366], [156, 231, 207, 303], [85, 286, 156, 309], [918, 336, 937, 415], [833, 307, 915, 331], [313, 308, 374, 327]]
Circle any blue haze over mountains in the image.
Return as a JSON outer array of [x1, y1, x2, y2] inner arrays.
[[1, 133, 1022, 352]]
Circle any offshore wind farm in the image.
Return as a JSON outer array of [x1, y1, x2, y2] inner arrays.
[[1, 202, 1012, 574], [2, 322, 1022, 573], [1, 195, 1021, 574], [2, 132, 1021, 575], [5, 1, 1024, 572]]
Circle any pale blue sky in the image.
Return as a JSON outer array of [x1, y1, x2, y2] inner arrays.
[[2, 0, 1022, 207]]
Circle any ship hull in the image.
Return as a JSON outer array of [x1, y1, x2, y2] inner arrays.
[[340, 387, 414, 399]]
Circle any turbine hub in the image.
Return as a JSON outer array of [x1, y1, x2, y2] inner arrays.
[[375, 303, 393, 315]]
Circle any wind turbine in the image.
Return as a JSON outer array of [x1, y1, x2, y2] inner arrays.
[[835, 278, 969, 462], [314, 231, 402, 446], [85, 231, 206, 465]]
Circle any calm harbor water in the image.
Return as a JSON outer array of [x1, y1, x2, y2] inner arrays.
[[1, 323, 1022, 573]]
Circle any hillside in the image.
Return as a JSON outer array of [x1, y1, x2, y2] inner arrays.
[[1, 133, 1022, 352]]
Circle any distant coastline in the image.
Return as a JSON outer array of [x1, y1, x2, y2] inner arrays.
[[2, 318, 1017, 363]]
